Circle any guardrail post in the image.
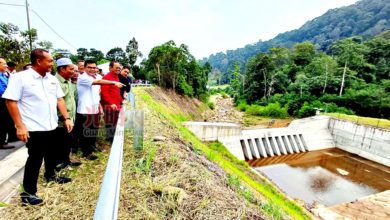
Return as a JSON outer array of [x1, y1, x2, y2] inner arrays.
[[133, 110, 144, 150], [129, 92, 136, 110]]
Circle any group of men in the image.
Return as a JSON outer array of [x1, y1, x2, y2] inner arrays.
[[0, 48, 132, 205]]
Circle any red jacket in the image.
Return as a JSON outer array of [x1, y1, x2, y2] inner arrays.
[[100, 72, 122, 108]]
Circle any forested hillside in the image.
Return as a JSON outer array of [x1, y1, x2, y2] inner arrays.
[[202, 0, 390, 83], [223, 36, 390, 119]]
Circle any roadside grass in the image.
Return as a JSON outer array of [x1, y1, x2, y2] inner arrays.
[[119, 96, 265, 219], [325, 113, 390, 129], [0, 140, 112, 219], [136, 88, 312, 220]]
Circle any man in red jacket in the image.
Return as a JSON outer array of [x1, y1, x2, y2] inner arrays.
[[100, 61, 122, 143]]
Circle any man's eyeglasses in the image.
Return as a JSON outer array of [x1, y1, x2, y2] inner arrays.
[[86, 66, 97, 69]]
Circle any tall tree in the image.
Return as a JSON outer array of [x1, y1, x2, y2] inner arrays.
[[331, 37, 368, 96], [126, 37, 143, 68], [142, 40, 207, 97]]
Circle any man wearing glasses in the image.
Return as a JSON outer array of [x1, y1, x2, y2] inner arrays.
[[75, 60, 123, 160]]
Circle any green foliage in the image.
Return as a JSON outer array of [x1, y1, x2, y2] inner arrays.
[[126, 37, 143, 67], [0, 22, 40, 68], [207, 101, 215, 110], [209, 85, 233, 97], [296, 102, 316, 118], [245, 103, 288, 119], [106, 47, 127, 63], [135, 143, 157, 175], [177, 75, 194, 96], [142, 40, 208, 98], [202, 0, 390, 75], [232, 33, 390, 119], [237, 101, 248, 111], [220, 92, 229, 98], [202, 0, 390, 119], [74, 48, 104, 62]]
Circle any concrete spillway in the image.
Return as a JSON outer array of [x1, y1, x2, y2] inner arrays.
[[183, 116, 390, 167], [239, 133, 308, 160]]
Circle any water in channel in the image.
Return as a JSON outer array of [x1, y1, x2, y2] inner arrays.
[[249, 148, 390, 206]]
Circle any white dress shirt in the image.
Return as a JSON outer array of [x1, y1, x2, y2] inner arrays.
[[2, 69, 64, 131], [77, 73, 101, 114]]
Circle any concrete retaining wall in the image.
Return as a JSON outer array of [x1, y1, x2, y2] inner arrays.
[[183, 121, 241, 141], [329, 118, 390, 166], [184, 117, 390, 166]]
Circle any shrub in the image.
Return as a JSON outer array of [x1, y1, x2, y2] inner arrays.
[[198, 93, 209, 103], [245, 103, 289, 118], [221, 92, 229, 98], [297, 102, 316, 118], [261, 102, 289, 118], [237, 101, 248, 111], [245, 105, 263, 116], [207, 102, 215, 110]]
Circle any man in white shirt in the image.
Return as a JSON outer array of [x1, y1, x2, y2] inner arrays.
[[75, 60, 123, 160], [3, 49, 73, 205]]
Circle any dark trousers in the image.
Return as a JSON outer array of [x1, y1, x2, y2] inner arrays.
[[0, 98, 17, 144], [75, 113, 99, 156], [54, 127, 72, 165], [23, 130, 56, 195], [103, 108, 120, 143]]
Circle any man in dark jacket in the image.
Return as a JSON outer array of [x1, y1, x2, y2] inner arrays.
[[118, 66, 132, 100]]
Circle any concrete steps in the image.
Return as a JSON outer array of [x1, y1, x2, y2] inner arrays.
[[0, 142, 26, 203]]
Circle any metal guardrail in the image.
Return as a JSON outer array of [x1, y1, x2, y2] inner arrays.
[[94, 91, 144, 219], [93, 106, 126, 220], [130, 83, 152, 88]]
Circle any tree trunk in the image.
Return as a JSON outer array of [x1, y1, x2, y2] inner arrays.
[[323, 63, 328, 94], [267, 75, 275, 98], [300, 85, 303, 98], [339, 60, 348, 96], [155, 62, 161, 86], [172, 72, 176, 91], [263, 69, 267, 99]]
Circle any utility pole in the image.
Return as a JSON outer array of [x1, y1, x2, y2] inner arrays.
[[25, 0, 32, 51]]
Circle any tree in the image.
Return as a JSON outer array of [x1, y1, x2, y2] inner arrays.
[[304, 53, 339, 95], [89, 48, 104, 61], [142, 40, 208, 97], [243, 53, 275, 103], [37, 40, 53, 51], [230, 62, 242, 99], [106, 47, 127, 64], [76, 48, 88, 60], [126, 37, 143, 68], [0, 22, 42, 67], [292, 41, 316, 67], [331, 37, 368, 96]]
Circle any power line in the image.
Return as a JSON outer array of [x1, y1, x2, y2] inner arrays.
[[0, 2, 24, 7], [30, 9, 77, 49], [0, 1, 77, 50]]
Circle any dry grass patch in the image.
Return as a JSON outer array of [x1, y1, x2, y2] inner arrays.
[[0, 141, 111, 219]]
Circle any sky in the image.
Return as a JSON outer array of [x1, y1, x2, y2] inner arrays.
[[0, 0, 358, 60]]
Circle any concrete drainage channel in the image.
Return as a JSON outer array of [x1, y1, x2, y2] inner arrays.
[[184, 116, 390, 218]]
